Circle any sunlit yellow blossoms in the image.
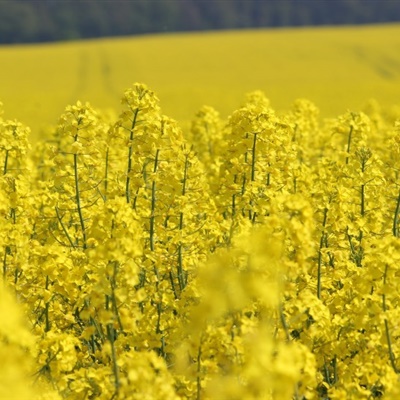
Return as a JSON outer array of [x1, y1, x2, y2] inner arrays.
[[1, 83, 400, 399]]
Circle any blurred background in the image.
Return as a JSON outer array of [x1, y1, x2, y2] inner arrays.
[[1, 0, 400, 137], [1, 0, 400, 44]]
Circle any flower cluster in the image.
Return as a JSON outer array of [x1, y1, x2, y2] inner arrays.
[[1, 84, 400, 399]]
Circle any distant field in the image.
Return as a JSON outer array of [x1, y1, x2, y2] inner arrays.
[[0, 23, 400, 136]]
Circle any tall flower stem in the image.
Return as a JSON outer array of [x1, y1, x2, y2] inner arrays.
[[125, 109, 139, 203], [73, 134, 87, 250], [382, 264, 398, 373]]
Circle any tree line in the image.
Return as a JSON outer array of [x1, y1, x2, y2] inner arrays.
[[0, 0, 399, 44]]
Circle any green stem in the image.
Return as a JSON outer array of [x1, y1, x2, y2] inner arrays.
[[182, 153, 189, 196], [345, 126, 353, 165], [3, 149, 8, 175], [360, 184, 365, 217], [2, 149, 13, 283], [14, 268, 21, 285], [279, 303, 291, 341], [251, 132, 257, 182], [111, 262, 124, 332], [392, 189, 400, 237], [383, 264, 398, 373], [231, 193, 236, 217], [346, 227, 362, 268], [169, 270, 179, 300], [125, 109, 139, 203], [231, 174, 238, 217], [149, 149, 160, 252], [177, 153, 189, 291], [45, 275, 50, 332], [332, 355, 338, 384], [148, 149, 165, 354], [155, 302, 165, 358], [55, 206, 77, 248], [90, 315, 105, 344], [241, 174, 247, 217], [2, 248, 8, 282], [323, 360, 331, 385], [196, 337, 203, 400], [73, 135, 87, 249], [241, 174, 246, 195], [107, 323, 120, 396], [177, 240, 186, 291], [104, 146, 109, 201], [317, 207, 328, 300]]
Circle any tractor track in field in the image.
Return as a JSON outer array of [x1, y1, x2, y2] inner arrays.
[[68, 47, 120, 106], [353, 45, 400, 81]]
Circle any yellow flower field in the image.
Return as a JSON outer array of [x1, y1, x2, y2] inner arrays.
[[1, 78, 400, 399], [0, 23, 400, 138]]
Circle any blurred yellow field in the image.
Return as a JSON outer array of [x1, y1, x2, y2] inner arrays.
[[0, 23, 400, 136]]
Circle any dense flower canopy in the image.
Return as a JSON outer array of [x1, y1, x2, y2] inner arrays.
[[1, 85, 400, 398]]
